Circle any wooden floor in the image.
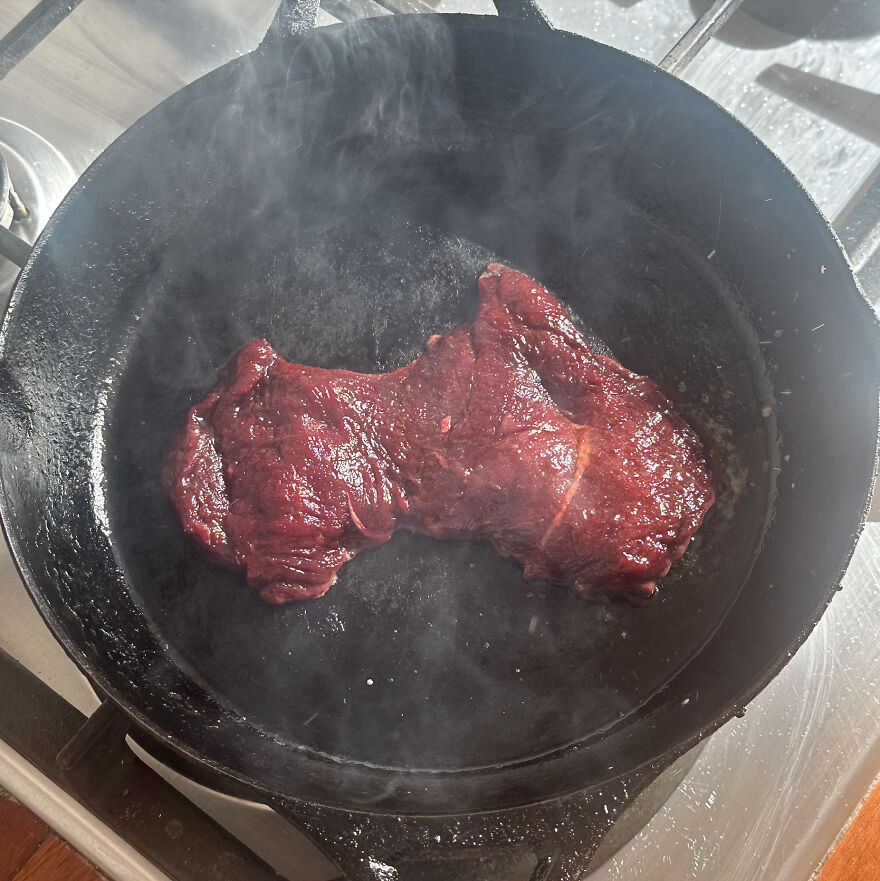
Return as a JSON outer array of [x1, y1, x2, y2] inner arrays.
[[816, 778, 880, 881], [0, 794, 104, 881]]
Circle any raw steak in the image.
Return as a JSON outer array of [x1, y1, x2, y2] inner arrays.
[[163, 264, 714, 603]]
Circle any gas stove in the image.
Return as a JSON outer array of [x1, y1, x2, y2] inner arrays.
[[0, 1, 878, 880]]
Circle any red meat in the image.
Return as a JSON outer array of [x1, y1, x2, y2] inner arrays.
[[162, 264, 714, 604]]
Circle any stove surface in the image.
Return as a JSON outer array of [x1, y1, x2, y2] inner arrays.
[[0, 1, 878, 880]]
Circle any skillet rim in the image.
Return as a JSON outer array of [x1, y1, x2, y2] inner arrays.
[[0, 12, 878, 814]]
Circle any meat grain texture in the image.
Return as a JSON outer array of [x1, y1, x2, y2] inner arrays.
[[163, 264, 714, 604]]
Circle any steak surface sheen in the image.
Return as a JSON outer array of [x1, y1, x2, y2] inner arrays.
[[163, 264, 714, 604]]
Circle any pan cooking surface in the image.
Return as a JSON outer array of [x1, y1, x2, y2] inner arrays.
[[107, 207, 772, 770], [91, 19, 778, 771]]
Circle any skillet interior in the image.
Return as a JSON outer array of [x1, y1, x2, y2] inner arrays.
[[0, 15, 876, 812]]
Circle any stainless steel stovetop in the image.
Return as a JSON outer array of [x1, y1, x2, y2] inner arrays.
[[0, 2, 878, 880]]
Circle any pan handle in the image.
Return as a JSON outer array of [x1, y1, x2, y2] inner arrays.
[[262, 0, 550, 43]]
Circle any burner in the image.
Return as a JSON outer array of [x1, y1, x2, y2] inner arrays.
[[742, 0, 880, 40], [755, 65, 880, 148], [690, 0, 880, 48], [0, 119, 76, 302]]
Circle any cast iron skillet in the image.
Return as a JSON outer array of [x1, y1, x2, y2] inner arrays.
[[0, 0, 877, 817]]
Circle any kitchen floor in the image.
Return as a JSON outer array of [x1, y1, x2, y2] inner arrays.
[[816, 778, 880, 881], [0, 791, 105, 881]]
